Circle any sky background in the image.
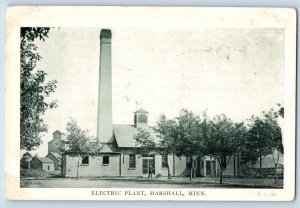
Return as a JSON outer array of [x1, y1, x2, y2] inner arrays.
[[31, 27, 284, 156]]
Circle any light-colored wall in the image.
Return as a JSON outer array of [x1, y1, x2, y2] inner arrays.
[[63, 154, 120, 177], [173, 156, 188, 176], [222, 156, 238, 176], [63, 152, 188, 178], [154, 154, 165, 176], [199, 157, 205, 176], [155, 155, 188, 177], [47, 154, 61, 171], [120, 151, 187, 177], [201, 155, 238, 177], [30, 158, 54, 171], [97, 34, 113, 143], [42, 163, 55, 171], [63, 153, 239, 178], [120, 153, 143, 177]]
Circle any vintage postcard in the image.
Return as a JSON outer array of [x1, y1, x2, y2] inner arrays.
[[5, 6, 296, 200]]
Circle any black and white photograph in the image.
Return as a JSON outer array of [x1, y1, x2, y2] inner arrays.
[[5, 6, 296, 200]]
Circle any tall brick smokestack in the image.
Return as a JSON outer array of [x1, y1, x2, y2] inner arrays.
[[97, 29, 113, 143]]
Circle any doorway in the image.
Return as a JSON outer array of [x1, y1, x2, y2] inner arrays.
[[142, 156, 155, 174], [206, 160, 216, 177]]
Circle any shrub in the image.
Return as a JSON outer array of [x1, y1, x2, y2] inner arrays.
[[20, 169, 49, 178], [238, 163, 256, 177], [49, 170, 62, 178], [20, 169, 62, 178]]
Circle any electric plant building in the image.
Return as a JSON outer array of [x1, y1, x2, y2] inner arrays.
[[62, 29, 240, 178]]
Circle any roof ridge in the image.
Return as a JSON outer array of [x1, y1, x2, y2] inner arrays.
[[35, 157, 54, 163], [134, 108, 148, 113]]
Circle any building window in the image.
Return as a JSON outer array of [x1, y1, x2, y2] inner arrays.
[[129, 154, 136, 168], [82, 156, 89, 165], [103, 156, 109, 165], [162, 155, 168, 168], [48, 165, 50, 170]]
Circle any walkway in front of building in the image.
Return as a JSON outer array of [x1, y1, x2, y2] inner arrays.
[[97, 176, 283, 188], [20, 176, 283, 188]]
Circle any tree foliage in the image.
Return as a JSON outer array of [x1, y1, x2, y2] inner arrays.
[[20, 27, 58, 151], [175, 109, 206, 157], [134, 106, 283, 183], [154, 114, 178, 177], [134, 128, 157, 155], [205, 115, 247, 183], [242, 107, 283, 175], [155, 114, 178, 156], [65, 119, 103, 178], [65, 119, 103, 156]]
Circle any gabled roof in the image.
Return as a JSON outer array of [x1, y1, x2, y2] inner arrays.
[[21, 156, 32, 163], [113, 124, 139, 148], [34, 157, 54, 163], [134, 108, 148, 114], [48, 152, 62, 161], [99, 143, 120, 153], [113, 124, 159, 148], [22, 152, 32, 157]]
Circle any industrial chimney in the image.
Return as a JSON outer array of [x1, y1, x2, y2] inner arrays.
[[97, 29, 113, 143]]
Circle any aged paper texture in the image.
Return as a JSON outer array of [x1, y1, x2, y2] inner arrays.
[[5, 6, 296, 200]]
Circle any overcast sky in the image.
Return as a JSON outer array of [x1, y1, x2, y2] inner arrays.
[[32, 27, 284, 155]]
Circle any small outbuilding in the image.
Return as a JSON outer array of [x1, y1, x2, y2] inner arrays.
[[30, 157, 55, 171], [47, 152, 62, 171]]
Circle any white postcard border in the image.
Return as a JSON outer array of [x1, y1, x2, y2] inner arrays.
[[5, 6, 296, 201]]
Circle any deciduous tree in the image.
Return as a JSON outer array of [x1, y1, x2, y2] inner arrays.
[[175, 109, 208, 181], [205, 115, 246, 184], [134, 128, 157, 155], [154, 114, 178, 178], [263, 106, 283, 184], [65, 119, 103, 178], [20, 27, 58, 151], [134, 128, 157, 177], [246, 106, 283, 178]]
